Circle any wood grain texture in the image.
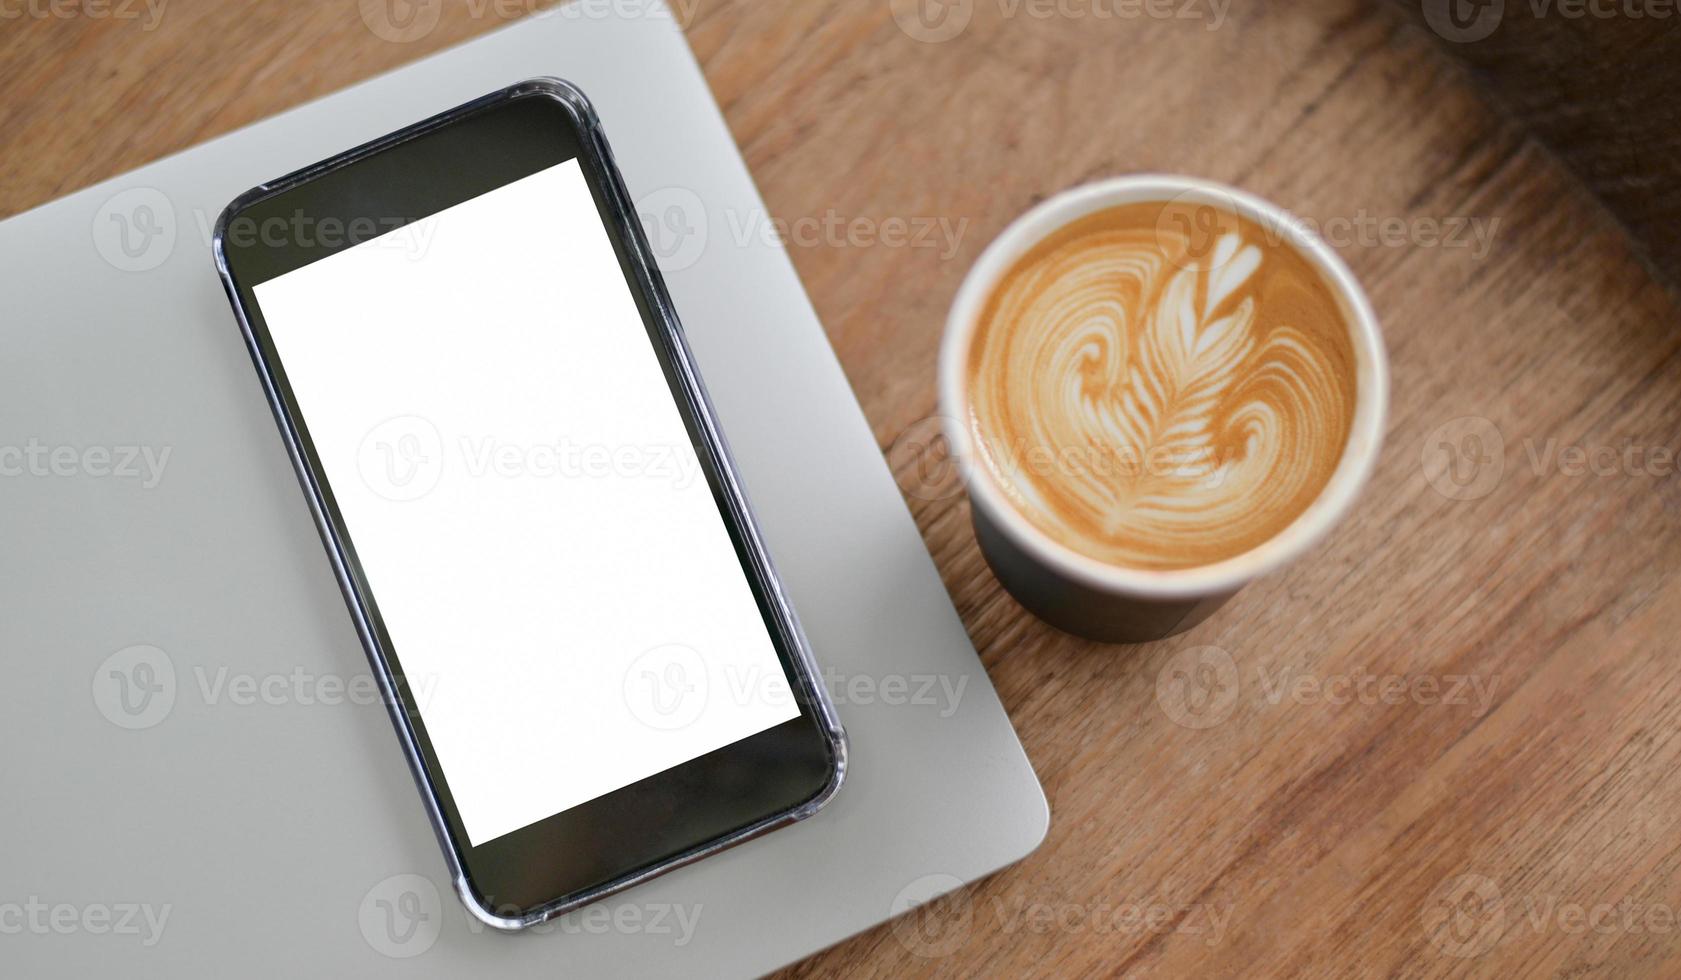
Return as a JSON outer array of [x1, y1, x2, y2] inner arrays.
[[1386, 0, 1681, 292], [6, 1, 1680, 976]]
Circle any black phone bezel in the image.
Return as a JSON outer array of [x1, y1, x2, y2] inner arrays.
[[212, 79, 845, 929]]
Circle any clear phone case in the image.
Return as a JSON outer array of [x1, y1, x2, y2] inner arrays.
[[212, 78, 847, 932]]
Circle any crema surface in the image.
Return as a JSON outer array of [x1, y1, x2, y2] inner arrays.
[[966, 201, 1357, 570]]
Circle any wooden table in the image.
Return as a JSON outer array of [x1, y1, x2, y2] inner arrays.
[[8, 1, 1680, 975]]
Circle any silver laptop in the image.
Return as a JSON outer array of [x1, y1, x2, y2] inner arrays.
[[0, 5, 1046, 975]]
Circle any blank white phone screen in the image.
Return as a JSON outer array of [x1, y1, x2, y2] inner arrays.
[[253, 159, 798, 847]]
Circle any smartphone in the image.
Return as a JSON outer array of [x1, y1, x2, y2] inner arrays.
[[212, 79, 846, 931]]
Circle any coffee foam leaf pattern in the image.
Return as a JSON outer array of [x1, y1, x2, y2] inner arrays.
[[966, 204, 1355, 570]]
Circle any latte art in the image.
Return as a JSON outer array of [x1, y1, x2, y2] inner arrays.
[[965, 202, 1357, 570]]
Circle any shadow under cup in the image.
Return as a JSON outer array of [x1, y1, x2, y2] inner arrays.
[[939, 176, 1389, 644]]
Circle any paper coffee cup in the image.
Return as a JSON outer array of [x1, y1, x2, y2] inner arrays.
[[939, 175, 1389, 643]]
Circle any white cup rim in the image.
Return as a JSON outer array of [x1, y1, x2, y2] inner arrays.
[[938, 175, 1390, 601]]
